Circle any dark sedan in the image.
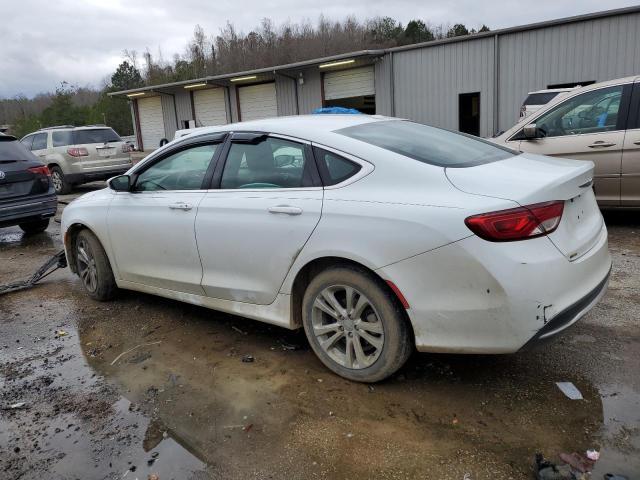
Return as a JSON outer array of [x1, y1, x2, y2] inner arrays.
[[0, 133, 57, 233]]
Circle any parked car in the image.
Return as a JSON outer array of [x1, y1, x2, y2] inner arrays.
[[493, 75, 640, 207], [61, 115, 611, 382], [518, 87, 577, 122], [0, 133, 57, 233], [20, 125, 133, 194]]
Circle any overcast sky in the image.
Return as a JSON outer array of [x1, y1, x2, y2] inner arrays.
[[1, 0, 637, 98]]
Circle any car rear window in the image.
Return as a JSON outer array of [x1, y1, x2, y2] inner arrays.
[[74, 128, 121, 144], [336, 120, 516, 168], [522, 92, 561, 106], [0, 136, 38, 162]]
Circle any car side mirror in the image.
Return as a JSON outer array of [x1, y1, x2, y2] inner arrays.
[[108, 175, 131, 192], [523, 123, 539, 139]]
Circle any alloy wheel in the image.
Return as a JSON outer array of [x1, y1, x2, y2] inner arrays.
[[311, 285, 385, 369], [76, 238, 98, 293], [52, 171, 63, 193]]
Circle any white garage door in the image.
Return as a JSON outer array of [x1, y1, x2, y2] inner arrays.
[[324, 66, 375, 100], [239, 83, 277, 121], [194, 88, 227, 126], [137, 96, 164, 151]]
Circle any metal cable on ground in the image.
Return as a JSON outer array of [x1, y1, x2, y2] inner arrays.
[[0, 250, 68, 295]]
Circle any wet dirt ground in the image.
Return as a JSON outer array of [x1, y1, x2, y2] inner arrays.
[[1, 184, 639, 480]]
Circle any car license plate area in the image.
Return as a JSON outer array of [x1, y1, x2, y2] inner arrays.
[[0, 180, 31, 197], [97, 148, 116, 157]]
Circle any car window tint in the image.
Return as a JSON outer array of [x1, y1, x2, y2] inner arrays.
[[337, 120, 516, 168], [74, 128, 121, 144], [314, 147, 361, 186], [31, 133, 48, 150], [533, 85, 624, 138], [20, 135, 33, 150], [52, 130, 74, 147], [221, 137, 313, 189], [135, 144, 217, 191]]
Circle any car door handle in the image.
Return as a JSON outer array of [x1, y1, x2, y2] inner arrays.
[[268, 205, 303, 215], [634, 140, 640, 145], [168, 202, 193, 211], [587, 141, 616, 148]]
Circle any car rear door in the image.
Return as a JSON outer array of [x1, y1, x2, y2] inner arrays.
[[621, 79, 640, 206], [516, 83, 633, 207], [30, 132, 49, 161], [106, 135, 224, 295], [195, 133, 323, 304]]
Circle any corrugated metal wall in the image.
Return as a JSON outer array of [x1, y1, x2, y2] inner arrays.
[[375, 55, 393, 116], [276, 75, 298, 115], [298, 69, 323, 114], [497, 11, 640, 131], [174, 90, 193, 129], [392, 37, 496, 137], [160, 94, 177, 140]]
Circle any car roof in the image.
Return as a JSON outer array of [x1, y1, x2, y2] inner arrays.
[[526, 88, 576, 94], [179, 114, 392, 143]]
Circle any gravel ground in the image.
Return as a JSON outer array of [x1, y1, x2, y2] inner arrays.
[[1, 185, 638, 480]]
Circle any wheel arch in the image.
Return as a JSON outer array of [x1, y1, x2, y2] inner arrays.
[[289, 256, 414, 342], [64, 222, 108, 275]]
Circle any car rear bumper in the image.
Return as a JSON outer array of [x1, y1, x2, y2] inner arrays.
[[66, 166, 130, 184], [0, 194, 58, 228], [377, 223, 611, 353]]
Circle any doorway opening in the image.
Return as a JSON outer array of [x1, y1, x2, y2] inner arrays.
[[459, 92, 480, 136]]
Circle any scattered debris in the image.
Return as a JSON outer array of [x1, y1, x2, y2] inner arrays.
[[241, 354, 254, 363], [55, 330, 67, 337], [231, 326, 248, 335], [368, 385, 375, 393], [279, 340, 301, 351], [559, 452, 595, 473], [534, 453, 574, 480], [585, 449, 599, 461], [148, 475, 160, 480], [329, 411, 334, 416], [317, 378, 323, 383], [243, 423, 253, 433], [110, 341, 162, 366], [555, 382, 583, 400], [452, 414, 459, 425], [604, 475, 629, 480], [346, 433, 354, 438], [2, 402, 27, 410]]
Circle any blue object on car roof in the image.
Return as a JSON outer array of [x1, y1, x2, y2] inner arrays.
[[312, 107, 362, 114]]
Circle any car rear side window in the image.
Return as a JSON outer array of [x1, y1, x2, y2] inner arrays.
[[74, 128, 121, 144], [336, 120, 516, 168], [52, 130, 74, 147], [20, 135, 33, 150], [31, 133, 48, 151], [313, 147, 361, 186]]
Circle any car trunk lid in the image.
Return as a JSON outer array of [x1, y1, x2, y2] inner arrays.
[[446, 153, 603, 261], [0, 138, 50, 201]]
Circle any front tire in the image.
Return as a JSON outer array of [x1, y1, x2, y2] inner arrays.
[[302, 266, 412, 382], [51, 166, 71, 195], [19, 219, 49, 234], [74, 229, 117, 301]]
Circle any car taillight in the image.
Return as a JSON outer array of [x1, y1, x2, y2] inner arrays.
[[67, 147, 89, 157], [28, 166, 51, 177], [465, 201, 564, 242]]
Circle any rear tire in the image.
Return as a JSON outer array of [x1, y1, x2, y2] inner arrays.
[[19, 219, 49, 234], [74, 229, 117, 301], [302, 266, 412, 382], [51, 166, 71, 195]]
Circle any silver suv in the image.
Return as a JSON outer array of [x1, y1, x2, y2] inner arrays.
[[20, 125, 132, 194]]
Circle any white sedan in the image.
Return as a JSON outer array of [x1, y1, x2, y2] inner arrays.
[[61, 115, 611, 382]]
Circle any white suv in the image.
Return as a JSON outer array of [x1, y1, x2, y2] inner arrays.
[[21, 126, 132, 194]]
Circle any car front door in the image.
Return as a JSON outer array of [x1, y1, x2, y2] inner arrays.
[[196, 133, 323, 304], [621, 80, 640, 206], [515, 83, 633, 206], [107, 136, 224, 295]]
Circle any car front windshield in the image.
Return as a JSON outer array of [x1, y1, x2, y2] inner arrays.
[[336, 120, 517, 168]]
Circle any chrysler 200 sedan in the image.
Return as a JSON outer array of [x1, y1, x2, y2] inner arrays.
[[61, 115, 611, 382]]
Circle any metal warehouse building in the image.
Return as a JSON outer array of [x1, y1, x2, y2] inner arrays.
[[111, 6, 640, 151]]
